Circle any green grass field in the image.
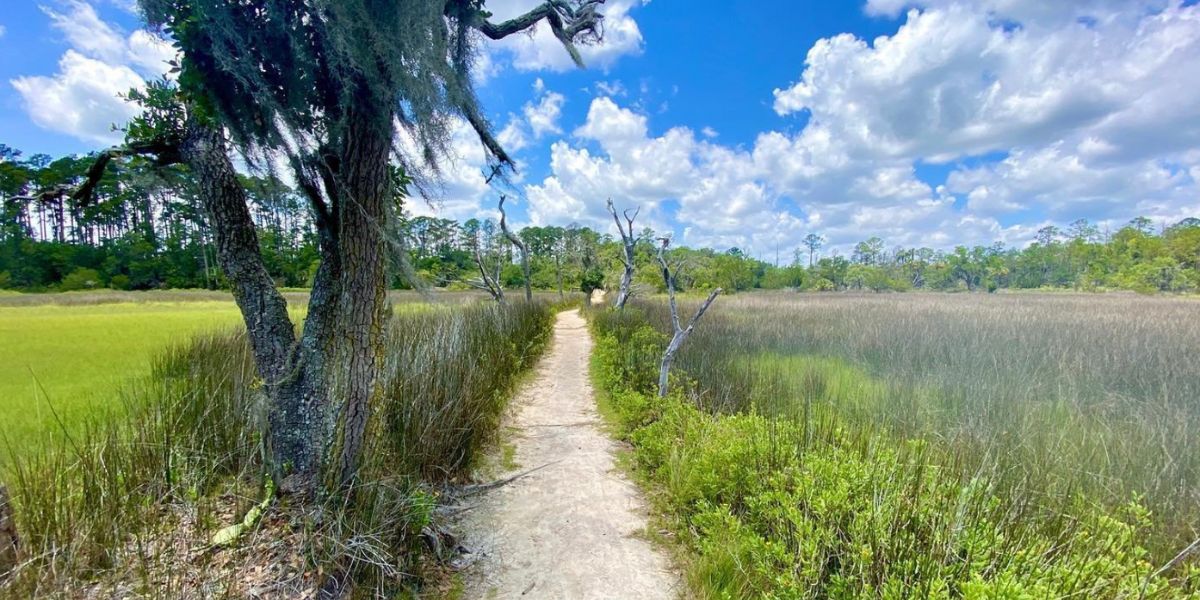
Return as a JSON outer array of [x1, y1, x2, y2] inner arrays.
[[0, 289, 495, 463], [0, 301, 251, 459]]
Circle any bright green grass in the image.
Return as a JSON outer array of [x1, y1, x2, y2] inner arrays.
[[0, 301, 256, 460], [0, 292, 458, 464]]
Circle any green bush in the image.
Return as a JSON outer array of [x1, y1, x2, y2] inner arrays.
[[58, 267, 103, 291], [107, 273, 132, 290]]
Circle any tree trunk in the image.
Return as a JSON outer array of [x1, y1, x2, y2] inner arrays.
[[555, 251, 564, 299], [331, 112, 393, 488], [180, 119, 324, 492]]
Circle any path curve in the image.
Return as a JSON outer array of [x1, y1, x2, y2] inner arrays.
[[457, 309, 678, 599]]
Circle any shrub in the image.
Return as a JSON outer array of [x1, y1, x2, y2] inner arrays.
[[58, 267, 102, 291]]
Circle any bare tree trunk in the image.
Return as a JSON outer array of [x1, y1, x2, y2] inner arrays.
[[606, 198, 639, 309], [180, 120, 325, 492], [331, 112, 393, 488], [499, 196, 532, 302], [555, 249, 564, 299], [655, 237, 721, 397]]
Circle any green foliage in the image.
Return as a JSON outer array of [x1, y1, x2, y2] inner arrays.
[[588, 302, 1199, 597], [58, 267, 103, 291]]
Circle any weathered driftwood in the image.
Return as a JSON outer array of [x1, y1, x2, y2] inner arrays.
[[499, 196, 532, 302], [606, 198, 640, 310], [655, 238, 721, 397], [0, 485, 18, 578]]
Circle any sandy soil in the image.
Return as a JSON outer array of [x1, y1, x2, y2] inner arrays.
[[456, 309, 678, 599]]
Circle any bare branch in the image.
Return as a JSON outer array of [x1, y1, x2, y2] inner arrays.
[[656, 236, 721, 397], [498, 196, 532, 302], [8, 138, 181, 208], [607, 197, 639, 309], [471, 236, 505, 303], [464, 0, 606, 68]]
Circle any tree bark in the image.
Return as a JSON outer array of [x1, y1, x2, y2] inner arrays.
[[179, 119, 325, 491], [331, 110, 394, 488]]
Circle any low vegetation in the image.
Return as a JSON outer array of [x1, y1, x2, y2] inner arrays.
[[590, 293, 1200, 597], [1, 298, 555, 597]]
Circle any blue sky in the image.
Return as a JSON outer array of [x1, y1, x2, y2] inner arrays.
[[3, 0, 1199, 258]]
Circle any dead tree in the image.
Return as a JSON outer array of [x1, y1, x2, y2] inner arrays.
[[467, 232, 505, 303], [606, 198, 639, 309], [656, 237, 721, 397], [498, 196, 532, 302]]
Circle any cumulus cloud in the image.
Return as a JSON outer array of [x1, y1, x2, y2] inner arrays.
[[760, 0, 1200, 248], [12, 50, 145, 144], [11, 1, 176, 144], [482, 0, 646, 73], [413, 1, 1200, 254]]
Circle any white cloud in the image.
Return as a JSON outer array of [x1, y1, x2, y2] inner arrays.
[[11, 1, 177, 144], [41, 1, 127, 64], [756, 0, 1200, 248], [0, 24, 7, 38], [594, 80, 628, 97], [11, 50, 145, 145], [524, 90, 565, 138], [399, 118, 495, 222], [423, 2, 1200, 254], [482, 0, 646, 73]]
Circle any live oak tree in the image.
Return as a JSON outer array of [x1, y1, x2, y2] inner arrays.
[[62, 0, 605, 495]]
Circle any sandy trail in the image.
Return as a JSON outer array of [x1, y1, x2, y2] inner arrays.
[[457, 309, 678, 599]]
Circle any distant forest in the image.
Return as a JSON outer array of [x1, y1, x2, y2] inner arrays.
[[2, 143, 1199, 295]]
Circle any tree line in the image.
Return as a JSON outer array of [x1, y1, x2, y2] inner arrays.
[[3, 143, 1198, 296]]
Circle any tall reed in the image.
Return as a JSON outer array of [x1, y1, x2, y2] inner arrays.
[[1, 300, 554, 597], [589, 293, 1200, 596]]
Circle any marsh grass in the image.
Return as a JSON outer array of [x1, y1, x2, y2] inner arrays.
[[590, 292, 1200, 596], [0, 290, 512, 463], [0, 299, 554, 597]]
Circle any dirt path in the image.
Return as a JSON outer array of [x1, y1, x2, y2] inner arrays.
[[456, 309, 678, 599]]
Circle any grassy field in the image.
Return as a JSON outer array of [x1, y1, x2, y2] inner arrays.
[[0, 289, 495, 462], [591, 292, 1200, 597], [0, 301, 249, 459]]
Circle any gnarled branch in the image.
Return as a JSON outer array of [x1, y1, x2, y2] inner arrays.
[[606, 198, 639, 309], [9, 138, 181, 208], [656, 236, 721, 397], [464, 0, 606, 67]]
